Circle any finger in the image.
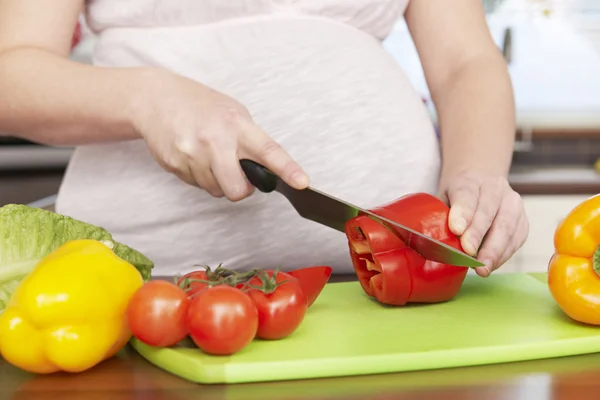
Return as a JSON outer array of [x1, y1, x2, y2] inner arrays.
[[240, 123, 309, 189], [153, 150, 198, 187], [474, 265, 491, 278], [446, 174, 480, 244], [492, 215, 523, 273], [475, 192, 521, 274], [210, 148, 254, 201], [496, 212, 529, 267], [173, 169, 199, 187], [485, 217, 524, 277], [189, 156, 225, 198], [460, 179, 504, 256]]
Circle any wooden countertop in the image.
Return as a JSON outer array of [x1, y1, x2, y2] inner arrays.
[[3, 274, 600, 399], [3, 350, 600, 399]]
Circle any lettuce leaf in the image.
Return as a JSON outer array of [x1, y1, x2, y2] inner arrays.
[[0, 204, 153, 311]]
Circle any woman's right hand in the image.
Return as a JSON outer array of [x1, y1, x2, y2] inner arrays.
[[131, 69, 309, 201]]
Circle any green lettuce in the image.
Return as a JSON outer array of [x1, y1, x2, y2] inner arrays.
[[0, 204, 153, 311]]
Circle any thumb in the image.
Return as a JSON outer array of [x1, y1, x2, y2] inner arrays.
[[240, 124, 309, 189], [446, 183, 479, 238]]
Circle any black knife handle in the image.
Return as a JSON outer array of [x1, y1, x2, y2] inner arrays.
[[240, 159, 277, 193]]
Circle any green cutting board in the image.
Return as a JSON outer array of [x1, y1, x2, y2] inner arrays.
[[131, 273, 600, 384]]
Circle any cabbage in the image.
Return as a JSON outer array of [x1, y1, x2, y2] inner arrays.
[[0, 204, 153, 311]]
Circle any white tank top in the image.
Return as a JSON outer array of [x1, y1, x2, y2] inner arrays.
[[57, 0, 442, 275]]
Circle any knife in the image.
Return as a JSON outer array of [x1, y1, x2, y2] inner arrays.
[[239, 159, 484, 268]]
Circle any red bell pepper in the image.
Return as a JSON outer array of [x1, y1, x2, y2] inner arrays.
[[287, 266, 333, 307], [344, 192, 468, 306]]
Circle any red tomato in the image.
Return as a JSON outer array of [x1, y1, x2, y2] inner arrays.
[[177, 266, 238, 296], [247, 271, 307, 340], [287, 266, 333, 307], [177, 270, 210, 297], [187, 285, 258, 355], [126, 280, 190, 347]]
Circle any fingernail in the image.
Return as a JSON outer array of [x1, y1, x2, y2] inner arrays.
[[454, 217, 467, 233], [461, 234, 477, 256], [482, 259, 493, 274], [292, 172, 309, 188], [468, 238, 479, 254]]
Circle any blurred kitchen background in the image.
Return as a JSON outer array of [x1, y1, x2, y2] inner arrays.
[[1, 0, 599, 273]]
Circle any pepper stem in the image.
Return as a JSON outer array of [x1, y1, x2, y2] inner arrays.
[[594, 245, 600, 277]]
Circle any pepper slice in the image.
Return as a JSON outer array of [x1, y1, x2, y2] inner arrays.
[[548, 194, 600, 325], [344, 193, 469, 306], [287, 266, 333, 307]]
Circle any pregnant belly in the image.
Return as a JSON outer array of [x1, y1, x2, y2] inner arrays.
[[92, 15, 440, 190], [58, 17, 441, 274]]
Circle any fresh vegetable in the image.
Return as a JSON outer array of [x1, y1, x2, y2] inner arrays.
[[344, 193, 468, 306], [0, 204, 153, 312], [127, 280, 190, 347], [246, 270, 307, 340], [287, 266, 332, 307], [548, 194, 600, 325], [177, 264, 332, 307], [186, 285, 258, 355], [0, 240, 144, 374], [176, 264, 239, 297], [135, 265, 327, 354], [177, 269, 215, 297]]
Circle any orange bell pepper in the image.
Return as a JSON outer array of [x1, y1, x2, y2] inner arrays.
[[548, 194, 600, 325]]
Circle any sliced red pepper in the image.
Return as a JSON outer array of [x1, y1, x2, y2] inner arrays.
[[287, 266, 333, 307], [345, 192, 468, 306]]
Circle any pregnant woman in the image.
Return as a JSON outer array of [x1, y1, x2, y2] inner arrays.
[[0, 0, 528, 277]]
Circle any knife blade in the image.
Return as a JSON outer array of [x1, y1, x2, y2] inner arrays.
[[240, 159, 484, 268]]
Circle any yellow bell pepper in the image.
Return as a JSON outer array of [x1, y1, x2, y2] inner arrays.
[[548, 194, 600, 325], [0, 239, 143, 374]]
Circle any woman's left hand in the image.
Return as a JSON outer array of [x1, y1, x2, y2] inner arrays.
[[438, 170, 529, 277]]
